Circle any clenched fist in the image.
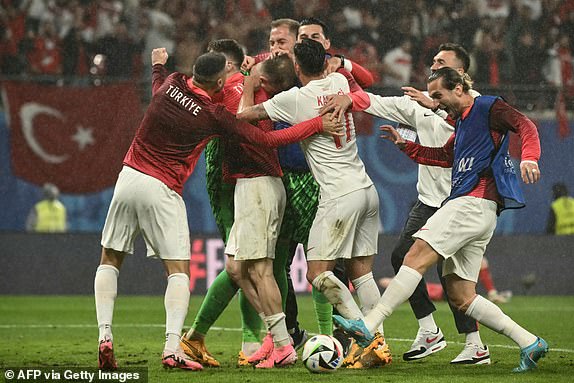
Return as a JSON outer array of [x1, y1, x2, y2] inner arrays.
[[152, 48, 168, 66]]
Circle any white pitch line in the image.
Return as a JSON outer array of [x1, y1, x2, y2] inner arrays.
[[1, 324, 572, 354]]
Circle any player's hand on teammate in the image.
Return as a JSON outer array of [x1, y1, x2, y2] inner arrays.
[[319, 94, 352, 122], [402, 86, 438, 111], [241, 56, 256, 72], [520, 161, 541, 184], [271, 48, 292, 59], [321, 113, 345, 136], [380, 125, 406, 149], [151, 48, 168, 66], [325, 56, 343, 75]]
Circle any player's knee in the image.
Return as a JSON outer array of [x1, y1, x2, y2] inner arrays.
[[225, 258, 241, 284], [247, 261, 271, 283], [306, 269, 319, 285], [100, 247, 125, 269], [446, 288, 474, 312], [448, 294, 467, 311], [403, 240, 436, 274]]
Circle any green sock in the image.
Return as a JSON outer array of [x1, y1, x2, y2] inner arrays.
[[273, 239, 290, 310], [239, 290, 263, 343], [191, 270, 238, 335], [312, 286, 333, 335]]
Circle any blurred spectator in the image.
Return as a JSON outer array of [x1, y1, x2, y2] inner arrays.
[[142, 1, 175, 69], [61, 26, 91, 79], [94, 21, 143, 78], [518, 0, 543, 20], [543, 34, 574, 98], [513, 30, 545, 85], [25, 0, 50, 33], [0, 3, 26, 74], [451, 1, 481, 50], [472, 20, 513, 86], [475, 0, 511, 19], [173, 30, 204, 75], [1, 0, 573, 96], [547, 183, 574, 235], [26, 19, 62, 75], [93, 0, 124, 40], [381, 38, 413, 88], [427, 3, 452, 36], [26, 183, 68, 233]]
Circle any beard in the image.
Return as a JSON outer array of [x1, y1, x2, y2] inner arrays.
[[445, 104, 461, 119]]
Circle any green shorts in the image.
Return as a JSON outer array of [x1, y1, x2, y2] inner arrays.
[[279, 171, 320, 245], [205, 138, 235, 244]]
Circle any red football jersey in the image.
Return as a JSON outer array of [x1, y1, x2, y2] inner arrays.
[[123, 65, 323, 195], [221, 79, 283, 181]]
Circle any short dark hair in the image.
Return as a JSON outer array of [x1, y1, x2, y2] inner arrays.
[[299, 17, 330, 39], [294, 38, 326, 76], [207, 39, 245, 69], [261, 54, 297, 92], [428, 66, 473, 92], [193, 52, 226, 85], [438, 43, 471, 72], [271, 18, 300, 38]]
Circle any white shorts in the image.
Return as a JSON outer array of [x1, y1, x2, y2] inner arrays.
[[101, 166, 190, 260], [225, 176, 286, 261], [306, 185, 379, 261], [413, 196, 497, 282]]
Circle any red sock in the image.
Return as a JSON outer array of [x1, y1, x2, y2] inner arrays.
[[479, 267, 495, 292]]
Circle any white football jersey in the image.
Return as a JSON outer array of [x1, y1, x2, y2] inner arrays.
[[263, 72, 373, 200], [365, 93, 453, 207], [364, 89, 480, 208]]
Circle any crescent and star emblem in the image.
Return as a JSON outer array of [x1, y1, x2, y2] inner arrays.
[[19, 102, 95, 164]]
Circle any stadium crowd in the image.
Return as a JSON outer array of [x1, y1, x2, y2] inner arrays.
[[1, 0, 573, 94]]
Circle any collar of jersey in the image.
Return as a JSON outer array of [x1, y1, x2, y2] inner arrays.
[[186, 78, 212, 101]]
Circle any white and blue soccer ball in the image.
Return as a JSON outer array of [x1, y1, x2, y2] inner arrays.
[[302, 334, 344, 373]]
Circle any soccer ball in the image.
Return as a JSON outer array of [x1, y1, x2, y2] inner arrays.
[[302, 334, 344, 373]]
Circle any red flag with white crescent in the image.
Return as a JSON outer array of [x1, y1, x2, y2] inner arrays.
[[2, 81, 141, 193]]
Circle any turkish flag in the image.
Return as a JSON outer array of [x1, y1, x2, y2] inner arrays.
[[3, 81, 141, 193]]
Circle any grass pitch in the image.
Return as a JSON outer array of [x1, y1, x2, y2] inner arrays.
[[1, 295, 573, 382]]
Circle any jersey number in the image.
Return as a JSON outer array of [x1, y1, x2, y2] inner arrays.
[[333, 111, 352, 148]]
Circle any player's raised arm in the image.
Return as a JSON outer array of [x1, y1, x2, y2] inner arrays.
[[237, 69, 267, 122], [151, 48, 169, 94]]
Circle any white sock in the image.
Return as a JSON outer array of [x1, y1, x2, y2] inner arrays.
[[465, 295, 537, 348], [242, 342, 261, 356], [365, 266, 422, 333], [312, 271, 363, 319], [418, 314, 438, 332], [264, 312, 290, 347], [94, 264, 119, 342], [465, 331, 483, 347], [164, 273, 190, 354], [352, 272, 384, 335]]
